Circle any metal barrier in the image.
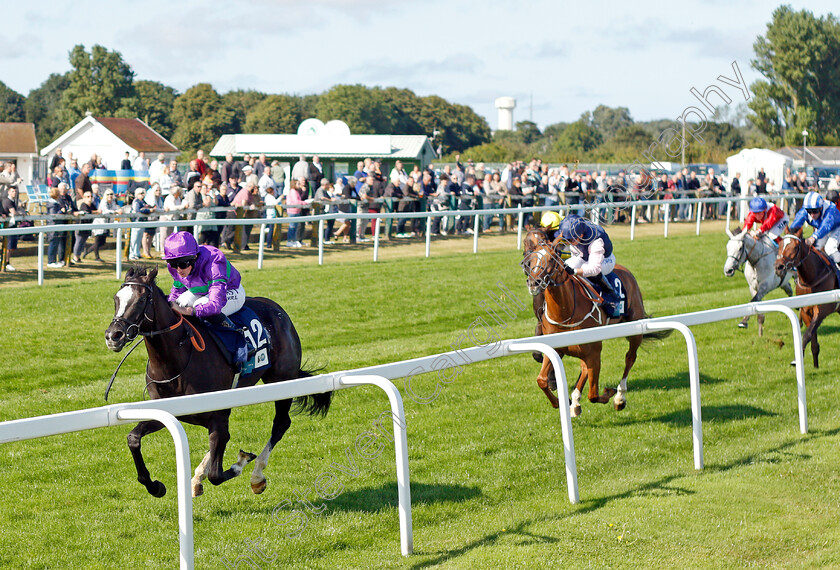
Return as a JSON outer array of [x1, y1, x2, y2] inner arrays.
[[0, 290, 837, 566], [0, 194, 807, 283]]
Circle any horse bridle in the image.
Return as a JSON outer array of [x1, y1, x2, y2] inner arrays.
[[778, 237, 808, 274], [110, 281, 156, 342]]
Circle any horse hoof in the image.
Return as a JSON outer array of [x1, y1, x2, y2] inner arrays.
[[192, 482, 204, 498], [239, 450, 257, 463], [790, 360, 796, 367], [737, 322, 748, 329], [614, 400, 626, 411], [532, 351, 543, 363], [570, 405, 581, 417], [149, 480, 167, 498], [251, 479, 267, 494]]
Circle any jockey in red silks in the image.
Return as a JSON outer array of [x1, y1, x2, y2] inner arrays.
[[162, 231, 245, 328], [741, 197, 788, 243]]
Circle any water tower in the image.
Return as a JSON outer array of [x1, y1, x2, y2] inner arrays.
[[495, 97, 516, 131]]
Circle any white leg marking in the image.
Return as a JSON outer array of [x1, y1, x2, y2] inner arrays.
[[250, 443, 273, 485], [191, 452, 211, 497], [615, 377, 628, 405]]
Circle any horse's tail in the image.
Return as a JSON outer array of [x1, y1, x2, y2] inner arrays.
[[291, 363, 332, 418], [641, 313, 673, 343]]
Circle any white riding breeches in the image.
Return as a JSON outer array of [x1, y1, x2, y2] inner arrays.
[[176, 285, 246, 316], [766, 214, 789, 240], [566, 253, 616, 276], [815, 226, 840, 264]]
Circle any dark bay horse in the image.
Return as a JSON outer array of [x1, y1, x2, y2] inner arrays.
[[775, 235, 840, 367], [523, 240, 668, 416], [104, 266, 331, 498]]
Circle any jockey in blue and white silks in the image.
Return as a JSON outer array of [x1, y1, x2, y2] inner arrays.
[[788, 191, 840, 264], [558, 214, 620, 316]]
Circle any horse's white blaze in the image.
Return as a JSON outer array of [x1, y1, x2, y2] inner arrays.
[[115, 286, 134, 318], [250, 443, 273, 485], [782, 236, 793, 250]]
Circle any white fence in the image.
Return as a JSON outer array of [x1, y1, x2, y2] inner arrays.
[[0, 193, 806, 285], [1, 288, 837, 568]]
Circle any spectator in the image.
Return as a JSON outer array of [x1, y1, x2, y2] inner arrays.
[[195, 150, 208, 178], [89, 189, 122, 262], [270, 160, 286, 193], [291, 155, 309, 183], [160, 186, 186, 243], [285, 179, 305, 247], [184, 160, 202, 192], [129, 188, 152, 261], [232, 181, 261, 250], [356, 175, 373, 241], [263, 185, 280, 248], [242, 164, 258, 187], [254, 153, 269, 179], [0, 162, 20, 202], [308, 156, 324, 195], [74, 162, 93, 203], [49, 148, 64, 172], [149, 153, 166, 184], [217, 182, 236, 251], [0, 187, 20, 270], [120, 151, 132, 170], [144, 183, 165, 257], [756, 168, 767, 194], [133, 151, 149, 172], [313, 179, 336, 241], [828, 174, 840, 191], [47, 165, 64, 189], [390, 160, 409, 185], [67, 159, 81, 191], [195, 185, 219, 247], [334, 176, 359, 243], [71, 190, 96, 264], [258, 165, 277, 199], [169, 160, 184, 189], [159, 165, 173, 195], [46, 187, 67, 267], [220, 153, 235, 184]]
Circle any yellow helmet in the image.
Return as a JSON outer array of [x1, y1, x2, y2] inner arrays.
[[540, 211, 563, 231]]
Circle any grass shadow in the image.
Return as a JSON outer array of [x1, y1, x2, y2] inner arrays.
[[627, 372, 727, 392], [649, 404, 777, 427], [328, 481, 481, 513], [411, 425, 840, 568]]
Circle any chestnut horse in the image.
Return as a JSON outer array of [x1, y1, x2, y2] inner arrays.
[[775, 234, 840, 367], [105, 266, 331, 498], [523, 239, 669, 416]]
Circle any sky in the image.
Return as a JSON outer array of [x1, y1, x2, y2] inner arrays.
[[2, 0, 837, 132]]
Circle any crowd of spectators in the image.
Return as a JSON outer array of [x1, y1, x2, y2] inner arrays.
[[2, 148, 834, 273]]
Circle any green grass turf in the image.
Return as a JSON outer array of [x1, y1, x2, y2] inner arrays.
[[2, 225, 840, 569]]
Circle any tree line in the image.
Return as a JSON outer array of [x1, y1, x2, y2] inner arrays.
[[0, 6, 837, 164]]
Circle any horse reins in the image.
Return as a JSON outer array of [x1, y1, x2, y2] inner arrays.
[[105, 281, 205, 401], [533, 249, 606, 328]]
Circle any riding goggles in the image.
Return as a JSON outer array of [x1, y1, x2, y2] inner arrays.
[[168, 256, 197, 269]]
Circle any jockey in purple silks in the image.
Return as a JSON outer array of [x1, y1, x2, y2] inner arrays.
[[162, 231, 245, 328]]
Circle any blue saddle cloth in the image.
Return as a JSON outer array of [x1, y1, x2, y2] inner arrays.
[[203, 306, 270, 377], [592, 271, 627, 318]]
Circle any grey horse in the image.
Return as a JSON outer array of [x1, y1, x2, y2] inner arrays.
[[724, 228, 795, 336]]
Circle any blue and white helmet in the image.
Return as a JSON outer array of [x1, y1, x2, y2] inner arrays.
[[803, 191, 824, 211], [748, 197, 767, 213]]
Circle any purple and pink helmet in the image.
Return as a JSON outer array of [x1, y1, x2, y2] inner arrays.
[[162, 231, 199, 261]]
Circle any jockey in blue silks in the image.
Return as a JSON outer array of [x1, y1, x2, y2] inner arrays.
[[558, 214, 620, 316], [788, 191, 840, 265], [163, 231, 245, 328]]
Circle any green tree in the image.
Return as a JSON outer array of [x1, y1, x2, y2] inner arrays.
[[25, 73, 71, 146], [515, 120, 541, 144], [223, 89, 267, 132], [591, 105, 634, 140], [243, 94, 303, 133], [378, 87, 424, 134], [134, 80, 177, 140], [316, 84, 386, 134], [57, 44, 137, 127], [543, 122, 568, 140], [171, 83, 235, 156], [554, 119, 602, 152], [749, 6, 840, 145], [0, 81, 26, 123]]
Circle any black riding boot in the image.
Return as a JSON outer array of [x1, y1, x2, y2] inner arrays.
[[205, 313, 237, 330], [594, 274, 621, 317]]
